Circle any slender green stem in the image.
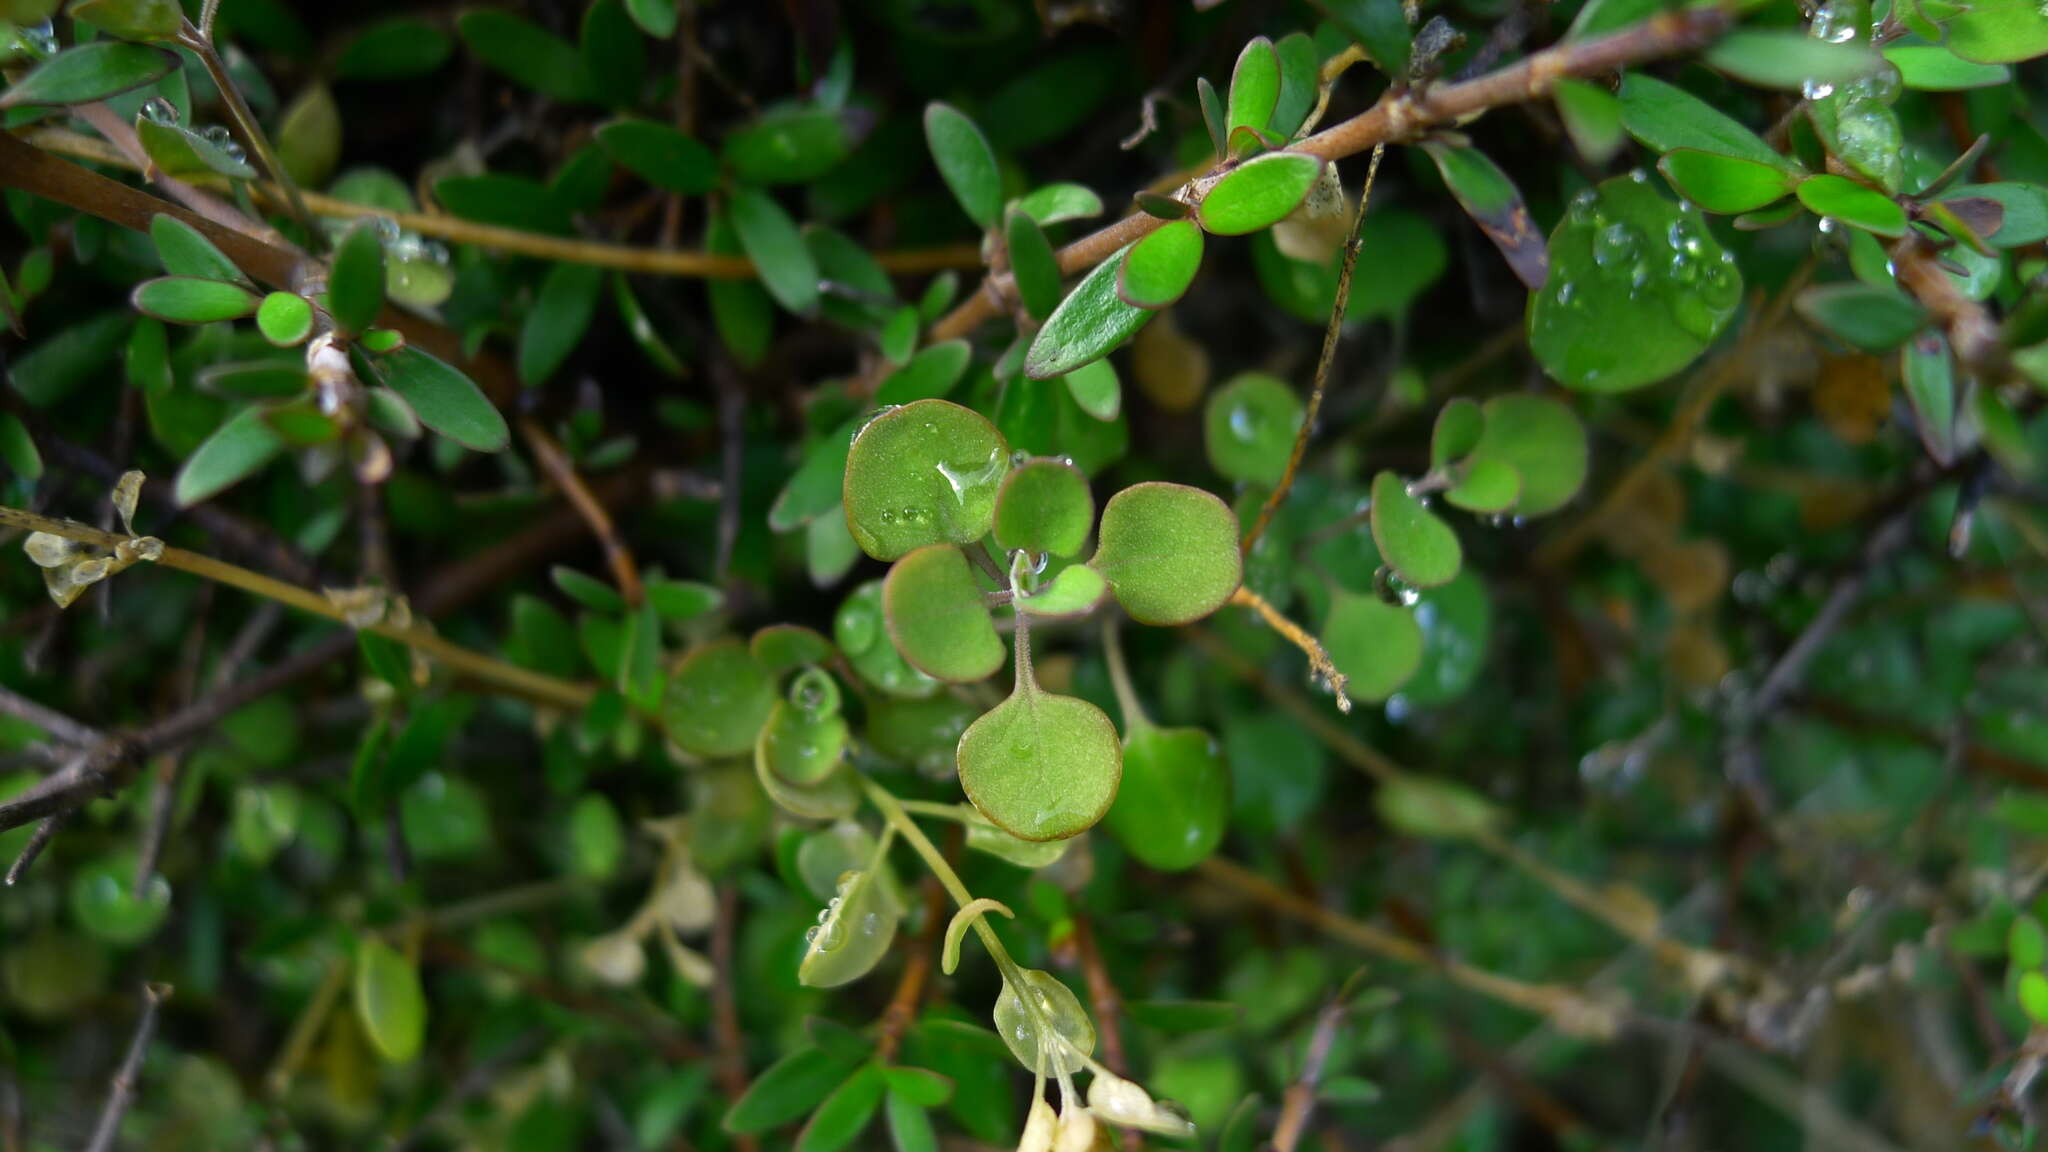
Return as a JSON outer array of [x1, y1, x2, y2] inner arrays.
[[1100, 617, 1151, 732], [178, 24, 318, 248], [896, 798, 978, 823], [858, 774, 1041, 1011]]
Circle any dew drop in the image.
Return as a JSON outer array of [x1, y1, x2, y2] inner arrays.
[[1593, 223, 1641, 270], [1372, 565, 1420, 607]]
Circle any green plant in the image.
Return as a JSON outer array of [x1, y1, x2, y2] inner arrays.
[[4, 0, 2048, 1149]]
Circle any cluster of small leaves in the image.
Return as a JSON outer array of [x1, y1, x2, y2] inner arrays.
[[6, 0, 2048, 1149]]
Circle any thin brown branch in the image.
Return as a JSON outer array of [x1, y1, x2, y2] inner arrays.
[[1195, 856, 1616, 1029], [1070, 914, 1129, 1073], [1228, 586, 1351, 713], [921, 8, 1729, 346], [877, 875, 946, 1063], [0, 505, 592, 714], [712, 884, 759, 1152], [521, 420, 643, 606], [6, 809, 69, 886], [1272, 991, 1351, 1152], [0, 685, 101, 749], [177, 24, 318, 243], [1243, 142, 1384, 554], [22, 127, 981, 278], [84, 982, 171, 1152]]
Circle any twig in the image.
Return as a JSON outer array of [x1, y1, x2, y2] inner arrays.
[[84, 982, 171, 1152], [0, 684, 101, 748], [521, 420, 643, 606], [0, 504, 592, 715], [711, 884, 759, 1152], [877, 875, 946, 1063], [918, 8, 1729, 347], [177, 22, 318, 244], [1182, 624, 1737, 986], [6, 808, 69, 885], [1195, 856, 1617, 1030], [1228, 586, 1351, 713], [21, 129, 982, 278], [1271, 991, 1352, 1152], [1069, 913, 1129, 1073], [1242, 142, 1385, 554]]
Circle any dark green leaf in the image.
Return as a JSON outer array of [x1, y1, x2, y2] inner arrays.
[[595, 119, 717, 194], [149, 215, 249, 285], [1796, 283, 1926, 352], [327, 219, 386, 336], [0, 42, 174, 107], [729, 187, 820, 315], [1618, 73, 1796, 172], [726, 1048, 862, 1134], [518, 262, 603, 385], [372, 346, 510, 452], [457, 8, 593, 103], [334, 18, 452, 79], [924, 102, 1002, 230], [1024, 247, 1152, 379]]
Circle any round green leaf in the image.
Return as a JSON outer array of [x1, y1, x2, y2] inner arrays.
[[799, 867, 900, 988], [750, 624, 834, 675], [1024, 246, 1154, 380], [664, 638, 775, 758], [1103, 726, 1228, 871], [924, 102, 1002, 230], [842, 399, 1010, 561], [1528, 175, 1742, 393], [755, 740, 862, 821], [69, 854, 169, 945], [1117, 218, 1204, 308], [1443, 456, 1520, 514], [993, 457, 1094, 557], [795, 821, 882, 903], [883, 545, 1005, 682], [1658, 149, 1798, 214], [834, 580, 941, 699], [0, 41, 174, 108], [1370, 471, 1461, 589], [1403, 570, 1492, 706], [1431, 398, 1483, 469], [991, 969, 1096, 1074], [255, 291, 314, 346], [2009, 914, 2047, 969], [354, 936, 426, 1063], [1017, 563, 1107, 618], [1195, 152, 1323, 236], [131, 277, 258, 324], [1204, 371, 1303, 486], [1466, 393, 1587, 517], [759, 689, 852, 786], [328, 218, 386, 336], [1795, 174, 1907, 237], [958, 685, 1121, 841], [1323, 589, 1423, 703], [1091, 482, 1242, 625]]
